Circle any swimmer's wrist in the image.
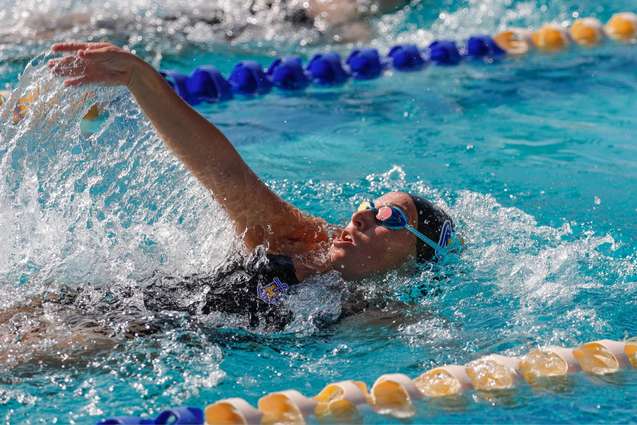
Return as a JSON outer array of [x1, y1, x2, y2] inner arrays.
[[126, 56, 154, 91]]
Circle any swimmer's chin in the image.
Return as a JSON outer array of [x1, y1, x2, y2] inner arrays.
[[327, 245, 358, 281], [328, 243, 347, 262], [328, 244, 344, 266]]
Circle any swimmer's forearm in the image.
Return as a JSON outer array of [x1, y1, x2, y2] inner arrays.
[[127, 60, 250, 191], [126, 60, 326, 251], [126, 61, 269, 228]]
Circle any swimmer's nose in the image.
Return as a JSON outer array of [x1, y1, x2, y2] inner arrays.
[[350, 209, 375, 232]]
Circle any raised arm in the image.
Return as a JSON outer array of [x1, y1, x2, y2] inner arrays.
[[49, 43, 328, 255]]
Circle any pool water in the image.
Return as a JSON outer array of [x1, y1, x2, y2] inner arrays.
[[1, 0, 637, 423]]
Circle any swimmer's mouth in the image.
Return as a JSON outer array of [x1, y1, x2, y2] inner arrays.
[[333, 229, 355, 247]]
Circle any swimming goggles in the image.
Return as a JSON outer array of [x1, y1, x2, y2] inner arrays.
[[357, 200, 453, 258]]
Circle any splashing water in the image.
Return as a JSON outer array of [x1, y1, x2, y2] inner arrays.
[[0, 54, 234, 291]]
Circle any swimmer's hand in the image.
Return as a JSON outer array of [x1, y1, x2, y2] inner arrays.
[[48, 42, 145, 88]]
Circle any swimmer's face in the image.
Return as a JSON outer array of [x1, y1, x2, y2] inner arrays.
[[329, 191, 418, 281]]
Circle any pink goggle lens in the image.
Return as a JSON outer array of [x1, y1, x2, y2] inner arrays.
[[376, 206, 394, 222]]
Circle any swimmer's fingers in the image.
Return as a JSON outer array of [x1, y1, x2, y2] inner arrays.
[[48, 55, 86, 78], [76, 47, 134, 86], [48, 57, 101, 87], [49, 47, 133, 87], [77, 45, 125, 58], [51, 42, 113, 53]]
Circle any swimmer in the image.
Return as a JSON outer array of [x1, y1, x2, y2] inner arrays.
[[53, 40, 455, 300], [1, 0, 409, 46], [252, 0, 408, 26], [273, 0, 411, 42], [0, 41, 457, 365]]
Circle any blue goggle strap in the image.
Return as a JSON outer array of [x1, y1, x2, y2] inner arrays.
[[404, 223, 448, 257]]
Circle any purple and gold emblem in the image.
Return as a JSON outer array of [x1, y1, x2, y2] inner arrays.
[[257, 277, 289, 305]]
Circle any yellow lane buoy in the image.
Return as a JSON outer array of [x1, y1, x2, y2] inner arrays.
[[625, 340, 637, 368], [3, 86, 102, 128], [531, 23, 569, 52], [519, 347, 579, 383], [370, 373, 423, 418], [13, 89, 39, 124], [413, 365, 472, 397], [314, 380, 370, 421], [83, 104, 101, 121], [605, 12, 637, 41], [465, 355, 521, 391], [573, 340, 630, 375], [570, 18, 604, 46], [204, 398, 262, 425], [493, 28, 532, 55], [258, 390, 317, 425]]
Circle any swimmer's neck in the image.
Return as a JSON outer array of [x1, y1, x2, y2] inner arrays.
[[291, 227, 343, 281], [292, 257, 334, 281]]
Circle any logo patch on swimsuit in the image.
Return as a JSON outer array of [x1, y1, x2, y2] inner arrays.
[[438, 220, 454, 249], [257, 277, 289, 305]]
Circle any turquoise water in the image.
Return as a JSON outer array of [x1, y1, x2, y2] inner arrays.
[[1, 0, 637, 423]]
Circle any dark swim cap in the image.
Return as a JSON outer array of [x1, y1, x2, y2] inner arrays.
[[408, 194, 455, 262]]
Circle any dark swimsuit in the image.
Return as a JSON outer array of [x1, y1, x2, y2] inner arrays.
[[22, 248, 411, 344], [142, 250, 301, 331], [51, 249, 308, 336]]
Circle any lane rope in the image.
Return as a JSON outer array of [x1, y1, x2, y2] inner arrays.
[[96, 338, 637, 424], [1, 12, 635, 127]]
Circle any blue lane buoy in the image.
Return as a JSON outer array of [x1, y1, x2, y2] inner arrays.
[[346, 48, 384, 79], [159, 71, 175, 89], [466, 35, 506, 58], [387, 44, 426, 71], [158, 34, 509, 107], [427, 40, 462, 65], [96, 416, 155, 425], [161, 71, 192, 103], [228, 61, 272, 95], [96, 407, 204, 425], [185, 66, 233, 105], [306, 52, 349, 85], [266, 56, 310, 90], [154, 407, 204, 425]]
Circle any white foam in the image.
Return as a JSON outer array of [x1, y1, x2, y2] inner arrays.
[[0, 57, 235, 300]]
